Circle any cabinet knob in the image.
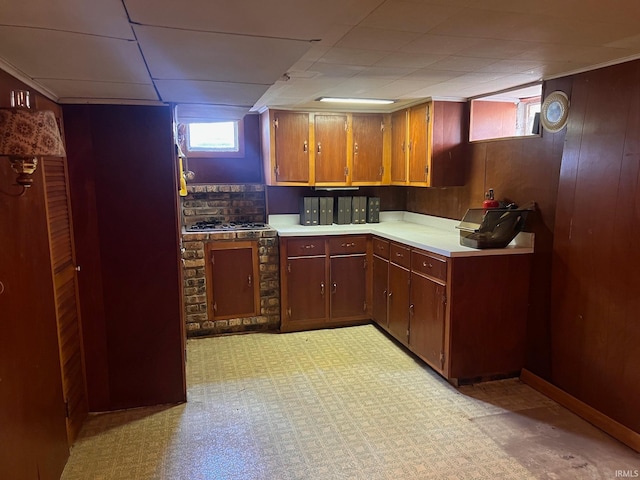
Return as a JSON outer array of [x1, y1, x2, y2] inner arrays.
[[0, 281, 4, 295], [423, 261, 433, 268], [354, 142, 359, 155], [317, 143, 322, 154], [332, 282, 337, 294], [248, 275, 252, 286], [320, 282, 325, 296], [396, 252, 404, 258], [303, 140, 308, 153]]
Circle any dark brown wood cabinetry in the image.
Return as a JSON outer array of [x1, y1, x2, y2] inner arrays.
[[352, 113, 385, 184], [280, 235, 370, 332], [314, 113, 348, 184], [262, 110, 310, 184], [371, 236, 530, 385], [391, 100, 466, 187], [409, 250, 447, 373], [206, 241, 260, 320]]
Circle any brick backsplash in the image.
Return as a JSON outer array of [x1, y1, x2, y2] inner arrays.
[[180, 184, 279, 337], [182, 184, 266, 227]]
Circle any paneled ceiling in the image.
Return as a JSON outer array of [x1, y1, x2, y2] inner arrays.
[[1, 0, 640, 116]]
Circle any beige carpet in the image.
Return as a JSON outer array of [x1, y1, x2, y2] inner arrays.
[[61, 324, 639, 479]]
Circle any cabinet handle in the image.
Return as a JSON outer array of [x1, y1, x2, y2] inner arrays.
[[332, 282, 337, 294], [395, 252, 404, 258], [304, 244, 315, 249], [388, 291, 393, 298], [409, 304, 414, 315], [248, 275, 252, 286], [320, 282, 325, 296], [383, 289, 387, 298], [354, 142, 359, 155], [341, 242, 355, 248], [0, 281, 4, 295], [303, 140, 308, 153], [401, 141, 405, 153], [317, 142, 322, 154], [423, 261, 433, 268], [213, 301, 217, 312]]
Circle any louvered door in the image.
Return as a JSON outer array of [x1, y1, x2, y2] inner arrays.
[[42, 156, 87, 445]]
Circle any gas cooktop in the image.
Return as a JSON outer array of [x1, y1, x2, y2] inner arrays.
[[185, 221, 270, 232]]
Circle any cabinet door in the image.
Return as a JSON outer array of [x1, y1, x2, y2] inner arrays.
[[391, 109, 408, 183], [352, 114, 384, 183], [274, 111, 310, 182], [408, 102, 431, 184], [388, 262, 410, 343], [330, 254, 367, 319], [286, 256, 327, 322], [410, 272, 446, 371], [315, 114, 348, 183], [207, 242, 259, 319], [372, 254, 389, 328]]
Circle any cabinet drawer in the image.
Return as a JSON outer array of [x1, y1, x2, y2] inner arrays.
[[372, 237, 389, 259], [287, 237, 325, 257], [328, 235, 367, 255], [412, 250, 447, 282], [389, 243, 410, 268]]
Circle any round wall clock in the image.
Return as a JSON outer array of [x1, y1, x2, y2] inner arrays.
[[540, 91, 569, 132]]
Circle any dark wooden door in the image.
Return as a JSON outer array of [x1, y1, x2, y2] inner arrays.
[[408, 102, 430, 184], [274, 111, 309, 182], [42, 156, 88, 446], [352, 114, 384, 183], [330, 254, 367, 319], [315, 114, 348, 183], [409, 272, 446, 371], [207, 241, 259, 319], [286, 256, 327, 322], [391, 109, 407, 183], [388, 262, 410, 344], [372, 254, 389, 328]]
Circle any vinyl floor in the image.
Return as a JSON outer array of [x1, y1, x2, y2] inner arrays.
[[61, 324, 640, 479]]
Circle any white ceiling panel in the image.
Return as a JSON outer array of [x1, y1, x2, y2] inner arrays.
[[134, 25, 311, 84], [0, 27, 150, 83], [154, 79, 269, 105], [0, 0, 133, 39], [124, 0, 379, 40], [36, 79, 158, 102], [2, 0, 640, 112]]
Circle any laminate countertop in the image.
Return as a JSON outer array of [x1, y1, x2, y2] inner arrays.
[[268, 211, 534, 258]]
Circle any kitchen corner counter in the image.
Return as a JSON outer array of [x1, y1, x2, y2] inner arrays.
[[268, 211, 534, 258]]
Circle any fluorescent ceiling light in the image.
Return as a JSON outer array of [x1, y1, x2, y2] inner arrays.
[[318, 97, 394, 105]]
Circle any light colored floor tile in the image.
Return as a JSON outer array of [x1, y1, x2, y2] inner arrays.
[[61, 325, 640, 480]]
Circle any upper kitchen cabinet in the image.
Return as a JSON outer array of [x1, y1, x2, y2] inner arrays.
[[261, 110, 388, 187], [390, 101, 466, 187], [314, 113, 348, 185], [351, 113, 387, 185], [261, 110, 311, 185]]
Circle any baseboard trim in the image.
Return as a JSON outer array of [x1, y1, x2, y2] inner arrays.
[[520, 369, 640, 453]]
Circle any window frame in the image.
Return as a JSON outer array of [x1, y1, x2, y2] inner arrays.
[[184, 119, 245, 158]]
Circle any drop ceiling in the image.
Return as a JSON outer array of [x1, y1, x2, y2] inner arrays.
[[1, 0, 640, 116]]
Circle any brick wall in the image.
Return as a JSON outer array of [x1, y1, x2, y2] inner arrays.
[[180, 184, 280, 336], [182, 184, 265, 227]]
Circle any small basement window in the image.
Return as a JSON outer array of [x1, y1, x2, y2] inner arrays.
[[469, 83, 542, 142], [185, 120, 245, 157]]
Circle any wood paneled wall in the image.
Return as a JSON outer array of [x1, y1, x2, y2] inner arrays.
[[0, 71, 69, 480], [64, 105, 186, 411], [184, 114, 263, 184], [408, 78, 569, 380], [551, 60, 640, 433]]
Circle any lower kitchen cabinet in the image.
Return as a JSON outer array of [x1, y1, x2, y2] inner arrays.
[[371, 236, 531, 385], [280, 235, 370, 332], [206, 241, 260, 320], [409, 249, 447, 373]]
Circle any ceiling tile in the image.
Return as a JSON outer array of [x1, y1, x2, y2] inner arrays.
[[428, 55, 499, 73], [316, 47, 388, 66], [335, 26, 421, 51], [0, 0, 133, 39], [374, 52, 445, 69], [154, 79, 269, 105], [401, 34, 479, 55], [0, 26, 150, 83], [124, 0, 373, 40], [134, 25, 311, 84], [360, 0, 462, 33], [35, 79, 158, 101]]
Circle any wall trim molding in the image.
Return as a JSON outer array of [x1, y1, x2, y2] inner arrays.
[[520, 369, 640, 453]]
